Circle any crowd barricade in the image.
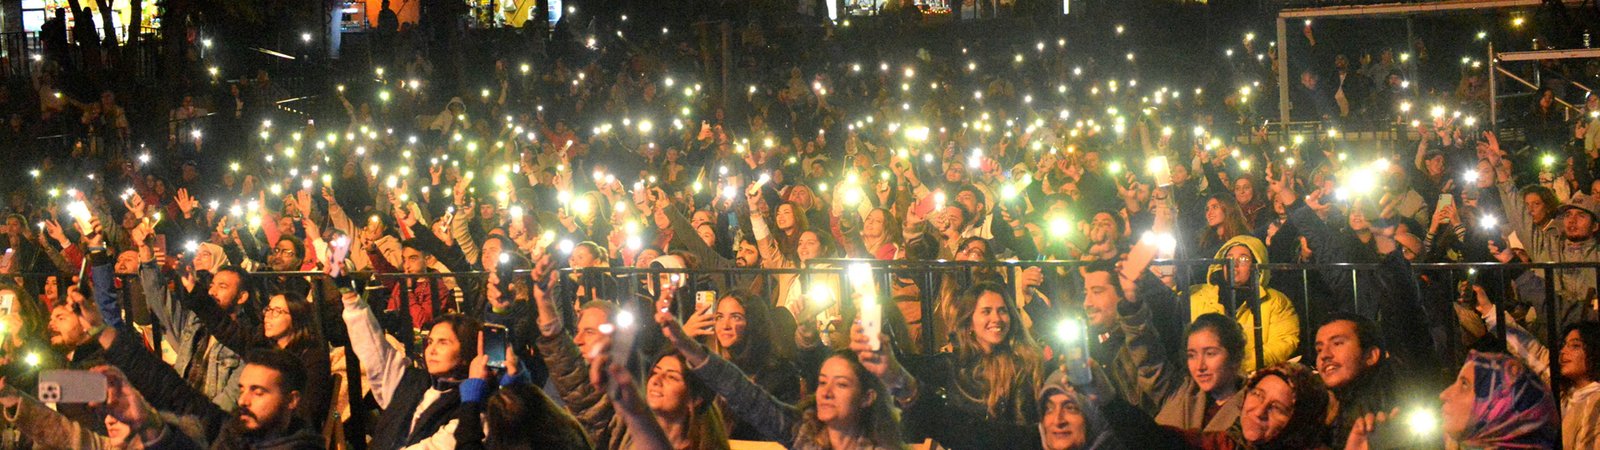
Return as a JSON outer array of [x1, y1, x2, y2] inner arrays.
[[13, 258, 1600, 447]]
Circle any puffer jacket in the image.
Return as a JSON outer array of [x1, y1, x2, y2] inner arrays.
[[1185, 235, 1301, 373]]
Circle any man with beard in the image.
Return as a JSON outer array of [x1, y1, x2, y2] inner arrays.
[[94, 328, 322, 450], [1080, 256, 1183, 416], [133, 223, 250, 410], [656, 189, 761, 292], [1313, 313, 1401, 447]]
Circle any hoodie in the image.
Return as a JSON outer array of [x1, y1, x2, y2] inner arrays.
[[1186, 235, 1301, 372]]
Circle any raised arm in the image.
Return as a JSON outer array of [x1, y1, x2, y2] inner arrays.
[[340, 289, 409, 408]]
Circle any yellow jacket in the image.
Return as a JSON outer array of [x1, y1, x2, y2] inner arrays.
[[1187, 235, 1301, 372]]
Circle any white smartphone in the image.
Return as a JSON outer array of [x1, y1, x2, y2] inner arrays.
[[859, 298, 882, 351]]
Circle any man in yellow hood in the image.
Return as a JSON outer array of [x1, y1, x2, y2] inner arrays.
[[1186, 235, 1300, 372]]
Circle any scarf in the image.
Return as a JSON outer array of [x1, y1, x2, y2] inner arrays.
[[1455, 351, 1559, 449]]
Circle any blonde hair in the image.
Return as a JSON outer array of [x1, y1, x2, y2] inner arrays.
[[951, 282, 1043, 423]]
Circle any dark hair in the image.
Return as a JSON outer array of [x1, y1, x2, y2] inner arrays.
[[269, 291, 319, 351], [652, 350, 730, 450], [707, 291, 777, 371], [425, 313, 483, 375], [1321, 312, 1383, 352], [274, 234, 306, 260], [1080, 261, 1127, 301], [1188, 313, 1247, 370], [795, 351, 903, 448], [214, 265, 253, 302], [1562, 321, 1600, 382], [483, 384, 593, 450], [1247, 363, 1329, 449], [244, 348, 308, 394]]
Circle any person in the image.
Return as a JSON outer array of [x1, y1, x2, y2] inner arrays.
[[1154, 313, 1247, 433], [453, 335, 592, 450], [1314, 313, 1401, 445], [341, 288, 481, 448], [1347, 351, 1558, 450], [661, 308, 904, 450], [177, 277, 332, 430], [936, 281, 1045, 426], [1185, 362, 1331, 450], [1036, 370, 1124, 450], [1080, 257, 1184, 416], [695, 291, 802, 439], [1558, 322, 1600, 449], [1185, 235, 1300, 372], [532, 277, 729, 449], [134, 225, 246, 410]]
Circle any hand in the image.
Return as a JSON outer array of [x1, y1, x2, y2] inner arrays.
[[175, 188, 198, 218], [1344, 408, 1398, 450], [469, 353, 491, 380], [82, 218, 105, 249], [123, 194, 146, 219], [1018, 266, 1044, 291], [340, 289, 361, 307], [848, 322, 906, 389], [43, 219, 67, 246], [655, 301, 709, 366], [91, 366, 161, 441], [683, 306, 715, 338]]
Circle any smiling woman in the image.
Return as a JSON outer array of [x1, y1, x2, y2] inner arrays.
[[945, 282, 1045, 425]]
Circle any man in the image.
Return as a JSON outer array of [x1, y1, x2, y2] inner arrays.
[[955, 184, 1033, 259], [1500, 189, 1600, 331], [135, 226, 248, 410], [1329, 54, 1370, 119], [96, 342, 322, 449], [1314, 313, 1399, 446], [1081, 261, 1182, 415]]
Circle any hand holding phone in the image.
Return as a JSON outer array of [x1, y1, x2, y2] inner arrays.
[[481, 324, 510, 369]]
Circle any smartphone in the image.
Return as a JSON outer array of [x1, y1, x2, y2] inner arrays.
[[152, 234, 170, 269], [1057, 316, 1093, 387], [0, 291, 14, 316], [608, 304, 640, 367], [1364, 411, 1438, 449], [38, 370, 109, 404], [695, 291, 717, 314], [1437, 193, 1454, 210], [859, 298, 882, 351], [481, 324, 509, 369]]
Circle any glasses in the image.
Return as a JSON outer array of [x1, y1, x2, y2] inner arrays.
[[263, 306, 289, 318], [272, 248, 297, 256]]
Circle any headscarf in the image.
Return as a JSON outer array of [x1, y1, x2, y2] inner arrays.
[[1454, 351, 1559, 450], [196, 242, 230, 273], [1036, 370, 1124, 450]]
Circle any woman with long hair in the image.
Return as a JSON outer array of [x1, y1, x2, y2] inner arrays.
[[943, 281, 1045, 425], [531, 281, 730, 450], [702, 291, 803, 439], [659, 310, 904, 450]]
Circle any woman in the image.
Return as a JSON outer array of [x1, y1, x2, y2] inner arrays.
[[532, 283, 730, 450], [1197, 195, 1250, 264], [660, 312, 904, 450], [1349, 351, 1558, 449], [1145, 362, 1331, 450], [342, 289, 482, 448], [834, 207, 902, 261], [772, 202, 810, 259], [1558, 322, 1600, 449], [701, 292, 803, 439], [1155, 313, 1247, 432], [940, 282, 1045, 426], [181, 285, 332, 429]]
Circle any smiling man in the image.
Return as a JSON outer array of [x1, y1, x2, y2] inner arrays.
[[1314, 313, 1398, 446]]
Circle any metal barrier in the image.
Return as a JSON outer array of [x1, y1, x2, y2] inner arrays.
[[10, 257, 1600, 447]]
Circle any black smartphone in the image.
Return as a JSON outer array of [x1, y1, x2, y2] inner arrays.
[[482, 324, 509, 369], [1364, 411, 1438, 449]]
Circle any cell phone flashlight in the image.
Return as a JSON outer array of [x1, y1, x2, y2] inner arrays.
[[1364, 408, 1440, 449], [604, 306, 640, 366], [481, 324, 510, 369], [859, 295, 882, 351], [1056, 316, 1093, 387]]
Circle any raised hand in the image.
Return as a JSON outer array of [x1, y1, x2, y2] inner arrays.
[[175, 188, 198, 218]]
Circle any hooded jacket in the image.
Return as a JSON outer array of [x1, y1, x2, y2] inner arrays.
[[1186, 235, 1301, 373]]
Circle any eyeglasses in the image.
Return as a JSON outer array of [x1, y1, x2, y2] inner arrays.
[[271, 248, 297, 256], [263, 306, 289, 318]]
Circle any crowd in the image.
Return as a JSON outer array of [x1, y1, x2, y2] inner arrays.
[[0, 5, 1599, 450]]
